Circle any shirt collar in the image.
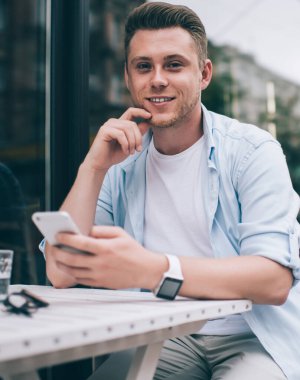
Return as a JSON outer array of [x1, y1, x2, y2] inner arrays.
[[201, 104, 216, 161]]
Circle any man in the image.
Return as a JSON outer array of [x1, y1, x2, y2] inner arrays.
[[45, 2, 300, 379]]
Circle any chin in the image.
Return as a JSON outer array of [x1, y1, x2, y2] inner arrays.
[[149, 114, 178, 129]]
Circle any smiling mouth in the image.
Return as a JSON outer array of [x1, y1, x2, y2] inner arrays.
[[147, 97, 175, 103]]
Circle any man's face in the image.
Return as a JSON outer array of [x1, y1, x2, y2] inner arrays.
[[125, 27, 211, 129]]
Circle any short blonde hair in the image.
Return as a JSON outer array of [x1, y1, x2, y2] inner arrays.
[[124, 2, 207, 67]]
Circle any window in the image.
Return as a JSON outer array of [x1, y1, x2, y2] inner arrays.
[[0, 0, 46, 285]]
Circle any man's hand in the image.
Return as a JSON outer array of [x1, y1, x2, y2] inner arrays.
[[52, 226, 167, 290], [50, 226, 293, 304], [44, 242, 78, 289], [85, 108, 152, 172]]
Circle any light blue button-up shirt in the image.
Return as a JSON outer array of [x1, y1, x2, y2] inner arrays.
[[96, 105, 300, 379]]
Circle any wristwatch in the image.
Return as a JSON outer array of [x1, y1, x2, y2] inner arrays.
[[153, 254, 184, 300]]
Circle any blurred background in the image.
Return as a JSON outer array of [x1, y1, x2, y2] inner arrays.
[[0, 0, 299, 288], [0, 0, 299, 378]]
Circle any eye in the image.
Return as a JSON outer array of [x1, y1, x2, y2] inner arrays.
[[166, 61, 183, 70], [136, 62, 152, 72]]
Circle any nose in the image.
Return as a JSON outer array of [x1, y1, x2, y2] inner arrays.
[[150, 67, 168, 89]]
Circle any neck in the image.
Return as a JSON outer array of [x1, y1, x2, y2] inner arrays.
[[152, 107, 203, 155]]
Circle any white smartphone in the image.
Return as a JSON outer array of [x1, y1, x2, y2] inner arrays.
[[32, 211, 90, 255]]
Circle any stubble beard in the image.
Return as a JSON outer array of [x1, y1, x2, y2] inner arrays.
[[134, 90, 201, 130]]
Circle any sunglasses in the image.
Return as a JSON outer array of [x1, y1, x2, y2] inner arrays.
[[2, 289, 49, 317]]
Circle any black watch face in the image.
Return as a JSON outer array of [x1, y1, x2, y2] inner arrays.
[[157, 278, 183, 300]]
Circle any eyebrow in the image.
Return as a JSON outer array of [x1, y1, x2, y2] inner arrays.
[[130, 54, 189, 65], [163, 54, 188, 62], [130, 56, 151, 65]]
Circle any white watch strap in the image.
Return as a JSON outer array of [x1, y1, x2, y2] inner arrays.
[[165, 254, 183, 279]]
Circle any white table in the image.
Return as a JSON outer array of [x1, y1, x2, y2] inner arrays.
[[0, 285, 252, 380]]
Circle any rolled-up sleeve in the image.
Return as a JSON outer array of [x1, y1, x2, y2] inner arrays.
[[236, 140, 300, 283]]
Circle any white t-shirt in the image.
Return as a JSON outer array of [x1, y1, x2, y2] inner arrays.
[[144, 136, 251, 335]]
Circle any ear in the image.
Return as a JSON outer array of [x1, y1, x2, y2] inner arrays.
[[200, 59, 213, 90], [124, 64, 129, 89]]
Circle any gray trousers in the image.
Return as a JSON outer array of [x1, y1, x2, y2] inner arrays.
[[88, 332, 286, 380]]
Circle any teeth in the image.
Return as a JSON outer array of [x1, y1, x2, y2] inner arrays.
[[149, 97, 173, 103]]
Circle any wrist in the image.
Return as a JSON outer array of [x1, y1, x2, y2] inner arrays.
[[146, 253, 169, 290], [80, 157, 108, 176], [152, 254, 184, 300]]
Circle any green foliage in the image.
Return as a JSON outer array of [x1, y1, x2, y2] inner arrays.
[[204, 41, 300, 195], [275, 95, 300, 195]]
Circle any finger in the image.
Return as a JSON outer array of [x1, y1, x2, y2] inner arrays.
[[132, 121, 147, 153], [90, 225, 125, 238], [57, 232, 112, 256], [120, 109, 152, 149], [120, 120, 148, 153], [120, 107, 152, 122], [103, 120, 143, 154], [53, 244, 94, 267], [121, 122, 139, 155], [106, 128, 131, 155], [54, 243, 93, 256], [56, 261, 92, 277]]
